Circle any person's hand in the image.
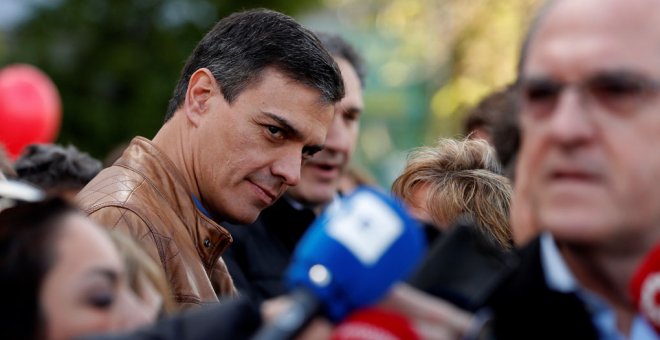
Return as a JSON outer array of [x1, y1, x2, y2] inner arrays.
[[260, 295, 292, 322], [260, 296, 332, 340], [379, 283, 474, 340]]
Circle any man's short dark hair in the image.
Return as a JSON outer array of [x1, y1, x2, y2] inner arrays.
[[14, 144, 103, 192], [164, 9, 345, 122], [462, 85, 519, 178], [315, 32, 367, 88], [488, 85, 521, 179]]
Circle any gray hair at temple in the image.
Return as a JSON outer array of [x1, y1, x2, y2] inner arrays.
[[516, 0, 560, 80]]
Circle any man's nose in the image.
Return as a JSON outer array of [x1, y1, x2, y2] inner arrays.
[[323, 113, 350, 155], [546, 88, 596, 147], [271, 149, 302, 186]]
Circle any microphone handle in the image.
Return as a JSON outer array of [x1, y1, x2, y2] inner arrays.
[[252, 288, 323, 340]]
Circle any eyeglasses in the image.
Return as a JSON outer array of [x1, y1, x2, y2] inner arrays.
[[519, 71, 660, 116]]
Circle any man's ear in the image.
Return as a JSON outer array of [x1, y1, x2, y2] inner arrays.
[[183, 68, 220, 127]]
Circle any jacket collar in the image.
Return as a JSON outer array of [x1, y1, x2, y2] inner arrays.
[[117, 137, 232, 268]]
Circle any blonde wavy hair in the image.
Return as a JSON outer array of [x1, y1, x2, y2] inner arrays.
[[392, 138, 513, 249], [109, 231, 176, 315]]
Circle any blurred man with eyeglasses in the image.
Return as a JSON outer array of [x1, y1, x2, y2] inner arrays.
[[472, 0, 660, 338]]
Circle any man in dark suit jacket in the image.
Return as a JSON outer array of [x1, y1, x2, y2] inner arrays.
[[475, 0, 660, 338]]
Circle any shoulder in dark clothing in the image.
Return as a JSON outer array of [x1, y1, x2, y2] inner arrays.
[[476, 238, 598, 339], [223, 197, 316, 304]]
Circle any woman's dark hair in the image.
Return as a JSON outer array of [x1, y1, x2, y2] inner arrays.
[[14, 144, 103, 193], [0, 198, 75, 339]]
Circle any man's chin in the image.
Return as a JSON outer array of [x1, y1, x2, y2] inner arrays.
[[221, 208, 261, 225], [288, 191, 335, 208], [287, 183, 337, 206], [538, 209, 613, 243]]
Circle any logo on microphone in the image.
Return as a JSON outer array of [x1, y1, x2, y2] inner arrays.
[[640, 273, 660, 327], [326, 193, 403, 265], [630, 243, 660, 332]]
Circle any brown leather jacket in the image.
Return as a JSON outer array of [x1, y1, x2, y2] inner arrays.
[[77, 137, 237, 308]]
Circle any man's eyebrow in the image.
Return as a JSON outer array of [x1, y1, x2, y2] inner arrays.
[[341, 105, 363, 116], [263, 112, 302, 139], [521, 69, 651, 83], [518, 74, 555, 84], [588, 69, 660, 83]]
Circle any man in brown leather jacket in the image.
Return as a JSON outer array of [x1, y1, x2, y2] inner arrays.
[[76, 9, 344, 309], [223, 33, 367, 304]]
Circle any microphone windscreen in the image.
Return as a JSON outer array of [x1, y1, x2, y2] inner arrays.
[[630, 243, 660, 333], [407, 215, 517, 312], [286, 186, 426, 321], [330, 308, 419, 340]]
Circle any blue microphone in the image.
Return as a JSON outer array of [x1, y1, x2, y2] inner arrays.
[[252, 186, 426, 340]]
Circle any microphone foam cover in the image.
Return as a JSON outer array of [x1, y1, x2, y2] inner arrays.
[[630, 243, 660, 333], [286, 186, 426, 321], [330, 308, 419, 340]]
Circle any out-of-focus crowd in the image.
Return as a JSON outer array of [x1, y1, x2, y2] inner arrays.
[[1, 1, 660, 339]]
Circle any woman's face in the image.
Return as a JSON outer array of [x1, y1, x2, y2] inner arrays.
[[406, 183, 435, 226], [40, 214, 154, 340], [135, 272, 165, 321]]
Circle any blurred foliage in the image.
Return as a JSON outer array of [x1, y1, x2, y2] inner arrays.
[[2, 0, 542, 186], [317, 0, 541, 185], [1, 0, 322, 159]]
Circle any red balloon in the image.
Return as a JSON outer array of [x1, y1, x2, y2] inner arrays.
[[0, 64, 62, 160]]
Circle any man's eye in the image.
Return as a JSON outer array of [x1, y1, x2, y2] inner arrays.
[[266, 125, 284, 139], [344, 112, 359, 122], [591, 78, 644, 98], [302, 149, 317, 161], [525, 83, 560, 102]]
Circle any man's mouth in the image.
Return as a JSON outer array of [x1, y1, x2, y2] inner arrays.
[[249, 180, 278, 204], [308, 162, 341, 179], [551, 171, 595, 181], [546, 165, 603, 186], [315, 163, 337, 171]]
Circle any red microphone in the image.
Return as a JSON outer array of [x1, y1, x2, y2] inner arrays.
[[630, 243, 660, 333], [330, 308, 419, 340]]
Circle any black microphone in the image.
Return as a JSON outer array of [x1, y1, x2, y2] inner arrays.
[[407, 214, 518, 312]]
